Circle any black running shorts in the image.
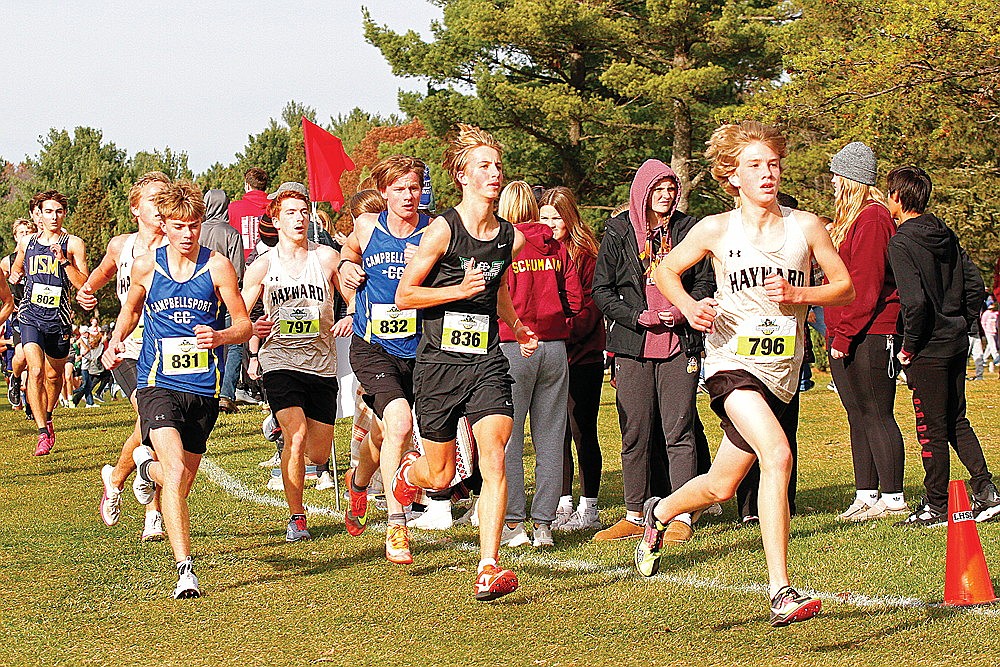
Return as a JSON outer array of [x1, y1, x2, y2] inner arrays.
[[349, 335, 415, 419], [111, 357, 139, 399], [705, 369, 798, 455], [136, 386, 220, 455], [414, 351, 514, 442], [262, 369, 339, 426], [20, 322, 70, 359]]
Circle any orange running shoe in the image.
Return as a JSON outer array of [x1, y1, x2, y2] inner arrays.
[[344, 468, 369, 537], [385, 524, 413, 564], [391, 451, 421, 508], [474, 564, 518, 601]]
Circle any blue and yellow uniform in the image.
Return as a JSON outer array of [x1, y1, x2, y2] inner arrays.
[[20, 234, 72, 358]]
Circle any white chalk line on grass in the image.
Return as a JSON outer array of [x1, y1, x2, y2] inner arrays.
[[201, 457, 1000, 617]]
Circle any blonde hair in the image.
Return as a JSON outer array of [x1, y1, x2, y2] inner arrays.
[[442, 123, 502, 189], [538, 187, 598, 262], [830, 179, 893, 248], [498, 181, 538, 224], [348, 189, 386, 219], [128, 171, 172, 210], [370, 155, 426, 192], [153, 181, 205, 222], [11, 217, 35, 236], [706, 121, 787, 198]]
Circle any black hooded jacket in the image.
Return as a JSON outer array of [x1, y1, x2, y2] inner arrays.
[[202, 189, 245, 281], [887, 212, 984, 358]]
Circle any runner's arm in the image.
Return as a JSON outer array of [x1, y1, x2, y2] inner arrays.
[[104, 258, 151, 369], [78, 235, 124, 309], [199, 254, 252, 349], [9, 239, 27, 282], [497, 271, 538, 356], [239, 256, 268, 313], [63, 236, 90, 290], [0, 278, 13, 325], [396, 218, 476, 309], [654, 217, 721, 332], [771, 213, 854, 307]]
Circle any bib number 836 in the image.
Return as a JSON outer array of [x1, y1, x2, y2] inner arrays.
[[449, 330, 481, 348]]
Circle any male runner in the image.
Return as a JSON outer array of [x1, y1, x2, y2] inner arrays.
[[634, 121, 854, 626], [392, 124, 538, 601], [11, 191, 89, 455], [103, 181, 251, 598], [241, 188, 342, 542], [80, 171, 171, 538], [2, 218, 36, 409], [338, 155, 430, 564]]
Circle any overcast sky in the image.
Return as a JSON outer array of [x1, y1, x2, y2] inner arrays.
[[0, 1, 443, 173]]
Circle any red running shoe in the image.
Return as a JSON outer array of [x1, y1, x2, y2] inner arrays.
[[391, 451, 421, 507], [34, 432, 53, 456], [474, 564, 518, 601], [344, 468, 369, 537]]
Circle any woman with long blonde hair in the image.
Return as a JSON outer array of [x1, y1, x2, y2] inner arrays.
[[826, 142, 907, 522], [537, 187, 605, 531]]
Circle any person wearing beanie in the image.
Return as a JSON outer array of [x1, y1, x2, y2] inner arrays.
[[591, 159, 714, 542], [825, 141, 908, 522]]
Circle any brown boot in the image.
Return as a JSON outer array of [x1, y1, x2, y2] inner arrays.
[[218, 396, 239, 414], [592, 517, 643, 541]]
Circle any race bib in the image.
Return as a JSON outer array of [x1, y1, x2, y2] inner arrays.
[[278, 306, 320, 338], [441, 311, 489, 355], [129, 317, 145, 342], [161, 337, 209, 375], [31, 284, 62, 309], [735, 316, 796, 359], [372, 303, 416, 340]]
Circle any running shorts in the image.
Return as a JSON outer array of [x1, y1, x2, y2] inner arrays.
[[414, 351, 513, 442], [263, 369, 339, 426], [349, 335, 415, 419], [20, 322, 70, 359], [111, 357, 139, 399], [706, 369, 799, 455], [136, 386, 219, 455]]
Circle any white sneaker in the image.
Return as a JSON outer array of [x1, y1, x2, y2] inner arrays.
[[848, 498, 910, 522], [531, 523, 554, 547], [455, 497, 479, 527], [556, 510, 602, 532], [258, 450, 281, 468], [500, 522, 531, 547], [100, 464, 122, 527], [131, 446, 155, 505], [235, 389, 259, 405], [266, 470, 284, 491], [703, 502, 723, 516], [315, 470, 336, 491], [838, 498, 875, 522], [173, 559, 200, 599], [551, 505, 573, 530], [142, 511, 166, 541], [410, 498, 453, 530]]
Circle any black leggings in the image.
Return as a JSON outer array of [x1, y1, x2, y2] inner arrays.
[[561, 362, 604, 499], [830, 333, 905, 493], [906, 352, 993, 508]]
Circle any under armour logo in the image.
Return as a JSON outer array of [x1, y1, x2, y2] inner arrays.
[[729, 250, 741, 257], [155, 414, 166, 420]]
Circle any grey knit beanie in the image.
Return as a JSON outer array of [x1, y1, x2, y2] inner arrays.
[[830, 142, 877, 186]]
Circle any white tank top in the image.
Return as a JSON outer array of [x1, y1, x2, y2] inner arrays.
[[259, 242, 337, 377], [704, 207, 811, 402], [116, 234, 146, 360]]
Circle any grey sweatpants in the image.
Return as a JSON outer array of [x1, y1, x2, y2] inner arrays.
[[502, 340, 569, 524]]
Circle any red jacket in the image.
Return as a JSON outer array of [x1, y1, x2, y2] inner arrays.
[[566, 251, 606, 366], [227, 190, 269, 259], [826, 202, 900, 353], [499, 222, 583, 342]]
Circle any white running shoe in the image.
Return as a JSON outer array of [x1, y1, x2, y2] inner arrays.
[[131, 446, 156, 505], [551, 505, 573, 530], [848, 498, 910, 522], [315, 470, 336, 491], [556, 510, 602, 532], [454, 497, 479, 527], [258, 450, 281, 468], [410, 498, 454, 530], [100, 464, 122, 527], [173, 559, 200, 599], [500, 522, 531, 547], [266, 470, 284, 491], [837, 498, 875, 522], [142, 511, 166, 541], [531, 523, 554, 547]]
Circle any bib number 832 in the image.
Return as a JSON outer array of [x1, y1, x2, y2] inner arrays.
[[379, 319, 410, 335]]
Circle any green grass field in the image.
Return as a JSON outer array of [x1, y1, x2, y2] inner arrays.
[[2, 370, 999, 666]]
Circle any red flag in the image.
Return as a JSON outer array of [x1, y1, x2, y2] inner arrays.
[[302, 117, 355, 211]]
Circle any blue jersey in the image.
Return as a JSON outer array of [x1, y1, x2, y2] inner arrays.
[[137, 246, 222, 397], [353, 212, 429, 358], [20, 234, 72, 331]]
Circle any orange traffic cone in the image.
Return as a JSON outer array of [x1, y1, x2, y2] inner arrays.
[[944, 479, 997, 606]]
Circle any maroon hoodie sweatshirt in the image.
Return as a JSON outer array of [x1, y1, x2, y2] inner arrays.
[[499, 222, 583, 342], [566, 251, 606, 366]]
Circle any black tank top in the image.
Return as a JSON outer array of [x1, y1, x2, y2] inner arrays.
[[417, 208, 514, 365]]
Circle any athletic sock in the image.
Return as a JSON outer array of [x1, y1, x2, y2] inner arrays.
[[578, 497, 598, 514], [37, 427, 47, 436], [315, 460, 330, 474], [557, 495, 572, 512], [46, 412, 53, 421], [387, 513, 406, 526], [673, 512, 692, 526], [176, 556, 194, 573], [137, 459, 153, 483], [856, 490, 878, 505], [625, 511, 643, 525], [350, 476, 368, 494], [882, 492, 905, 509], [477, 557, 496, 573]]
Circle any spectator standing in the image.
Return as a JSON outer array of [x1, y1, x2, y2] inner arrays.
[[228, 168, 269, 261]]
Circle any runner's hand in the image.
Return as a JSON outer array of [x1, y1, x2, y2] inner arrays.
[[459, 258, 485, 298], [764, 273, 798, 304], [340, 261, 366, 290], [50, 244, 67, 263], [331, 315, 353, 337], [254, 316, 274, 339], [194, 324, 221, 349], [404, 243, 418, 264], [515, 321, 539, 358], [101, 340, 124, 370], [248, 357, 261, 380], [77, 284, 98, 310], [683, 297, 717, 333]]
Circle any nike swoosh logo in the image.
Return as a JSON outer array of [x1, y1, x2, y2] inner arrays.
[[498, 243, 508, 248]]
